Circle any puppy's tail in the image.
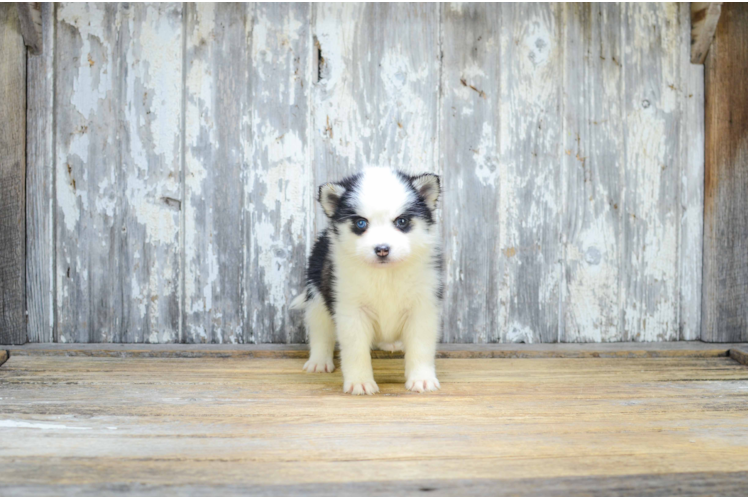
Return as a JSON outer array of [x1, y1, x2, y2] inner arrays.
[[290, 292, 307, 311]]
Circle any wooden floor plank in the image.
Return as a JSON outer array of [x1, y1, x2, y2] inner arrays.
[[1, 355, 747, 495], [3, 341, 746, 359]]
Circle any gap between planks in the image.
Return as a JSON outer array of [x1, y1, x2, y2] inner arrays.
[[2, 342, 748, 362]]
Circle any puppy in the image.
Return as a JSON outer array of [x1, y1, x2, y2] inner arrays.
[[291, 167, 443, 395]]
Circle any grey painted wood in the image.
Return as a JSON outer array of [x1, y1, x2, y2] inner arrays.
[[183, 3, 249, 343], [55, 3, 183, 343], [25, 2, 54, 343], [500, 4, 564, 343], [561, 4, 624, 342], [0, 3, 27, 345], [441, 4, 564, 343], [620, 3, 683, 342], [311, 3, 440, 226], [55, 3, 121, 342], [119, 3, 183, 343], [28, 3, 707, 343], [702, 3, 748, 342], [440, 4, 504, 343], [16, 2, 42, 55], [243, 3, 312, 343], [679, 5, 705, 341]]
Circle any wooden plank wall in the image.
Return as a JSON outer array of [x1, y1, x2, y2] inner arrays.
[[702, 3, 748, 342], [0, 4, 28, 345], [25, 3, 704, 344]]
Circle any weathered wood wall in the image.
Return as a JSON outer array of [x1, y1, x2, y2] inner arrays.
[[702, 3, 748, 342], [0, 4, 28, 345], [25, 3, 704, 344]]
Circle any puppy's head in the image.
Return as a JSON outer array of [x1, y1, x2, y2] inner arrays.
[[319, 167, 440, 267]]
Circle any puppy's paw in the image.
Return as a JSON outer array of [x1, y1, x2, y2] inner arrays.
[[343, 379, 380, 395], [405, 376, 440, 393], [303, 356, 335, 373]]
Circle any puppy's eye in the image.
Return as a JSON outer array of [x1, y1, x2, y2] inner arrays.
[[395, 217, 409, 228], [355, 218, 368, 230]]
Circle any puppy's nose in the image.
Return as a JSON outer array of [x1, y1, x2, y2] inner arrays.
[[375, 245, 390, 258]]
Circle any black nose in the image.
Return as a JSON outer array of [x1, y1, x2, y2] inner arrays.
[[375, 245, 390, 258]]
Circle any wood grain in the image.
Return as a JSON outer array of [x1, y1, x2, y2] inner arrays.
[[0, 3, 27, 345], [690, 2, 722, 64], [244, 3, 312, 344], [679, 5, 706, 341], [311, 3, 440, 224], [561, 3, 623, 342], [1, 354, 748, 494], [25, 4, 707, 344], [620, 4, 682, 342], [119, 3, 183, 343], [702, 3, 748, 342], [440, 4, 504, 343], [55, 4, 183, 343], [25, 2, 54, 343], [16, 2, 42, 54], [730, 347, 748, 366], [183, 3, 248, 344], [3, 341, 744, 360]]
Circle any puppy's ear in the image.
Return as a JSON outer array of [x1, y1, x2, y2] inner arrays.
[[411, 173, 441, 210], [318, 182, 346, 218]]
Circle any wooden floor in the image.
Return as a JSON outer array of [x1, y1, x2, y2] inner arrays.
[[2, 345, 748, 495]]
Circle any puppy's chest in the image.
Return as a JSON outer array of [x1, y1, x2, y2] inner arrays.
[[339, 269, 430, 332]]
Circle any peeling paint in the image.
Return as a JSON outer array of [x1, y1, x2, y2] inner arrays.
[[47, 3, 701, 344]]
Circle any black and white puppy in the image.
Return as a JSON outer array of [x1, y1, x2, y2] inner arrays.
[[292, 167, 443, 395]]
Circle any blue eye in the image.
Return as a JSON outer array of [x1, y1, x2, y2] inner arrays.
[[395, 217, 408, 228], [355, 219, 368, 230]]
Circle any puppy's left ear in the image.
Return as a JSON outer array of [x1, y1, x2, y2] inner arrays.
[[411, 173, 441, 211]]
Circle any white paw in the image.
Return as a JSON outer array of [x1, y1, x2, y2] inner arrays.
[[377, 341, 404, 352], [303, 357, 335, 373], [405, 376, 440, 393], [343, 379, 380, 395]]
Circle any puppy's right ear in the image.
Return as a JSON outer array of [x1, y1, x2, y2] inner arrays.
[[318, 183, 346, 218]]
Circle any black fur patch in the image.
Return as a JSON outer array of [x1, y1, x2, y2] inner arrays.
[[432, 248, 445, 300], [306, 230, 336, 314], [396, 171, 437, 225], [326, 172, 363, 222]]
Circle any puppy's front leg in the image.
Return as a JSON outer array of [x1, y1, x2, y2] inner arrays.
[[336, 310, 379, 395], [402, 302, 440, 393]]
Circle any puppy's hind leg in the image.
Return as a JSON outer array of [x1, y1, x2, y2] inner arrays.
[[303, 297, 336, 373]]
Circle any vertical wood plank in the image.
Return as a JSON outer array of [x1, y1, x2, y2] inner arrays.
[[56, 3, 183, 343], [119, 3, 183, 343], [312, 3, 440, 224], [26, 2, 54, 343], [679, 5, 705, 341], [17, 2, 43, 55], [561, 4, 623, 342], [702, 3, 748, 342], [620, 4, 682, 341], [0, 3, 27, 345], [55, 3, 121, 342], [244, 3, 312, 343], [498, 4, 564, 343], [440, 4, 504, 343], [183, 3, 248, 343]]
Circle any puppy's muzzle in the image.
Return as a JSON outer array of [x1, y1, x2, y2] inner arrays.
[[375, 245, 390, 258]]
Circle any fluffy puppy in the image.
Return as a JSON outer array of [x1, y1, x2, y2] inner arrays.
[[292, 167, 443, 395]]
